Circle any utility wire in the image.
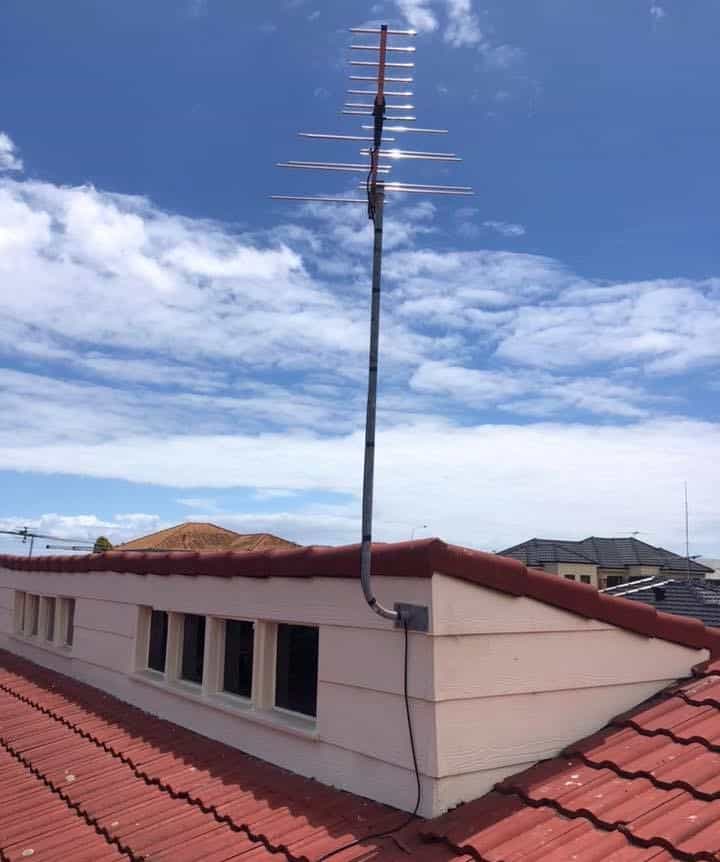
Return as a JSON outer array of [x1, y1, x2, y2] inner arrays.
[[317, 618, 421, 861]]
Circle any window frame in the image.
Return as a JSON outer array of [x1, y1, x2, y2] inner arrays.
[[59, 597, 75, 647], [25, 594, 40, 637], [147, 609, 169, 674], [273, 622, 320, 719], [221, 618, 255, 701], [132, 610, 319, 731], [180, 613, 206, 686], [42, 596, 56, 642]]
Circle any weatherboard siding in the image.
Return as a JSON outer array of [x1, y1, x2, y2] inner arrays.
[[428, 575, 706, 803], [0, 565, 438, 814], [0, 564, 709, 817]]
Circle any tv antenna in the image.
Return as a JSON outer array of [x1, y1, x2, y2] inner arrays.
[[273, 24, 473, 628], [0, 527, 93, 558]]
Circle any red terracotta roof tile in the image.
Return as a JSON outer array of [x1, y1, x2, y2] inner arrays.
[[0, 650, 463, 862], [8, 644, 720, 859], [423, 659, 720, 861], [114, 522, 298, 553], [4, 538, 720, 656]]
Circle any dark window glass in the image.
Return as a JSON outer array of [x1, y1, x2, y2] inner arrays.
[[29, 595, 39, 636], [65, 598, 75, 645], [580, 575, 591, 584], [605, 576, 622, 588], [148, 610, 168, 672], [223, 620, 254, 697], [564, 574, 575, 581], [45, 597, 56, 641], [275, 624, 319, 718], [181, 614, 205, 683]]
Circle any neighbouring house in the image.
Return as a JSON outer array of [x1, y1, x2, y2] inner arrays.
[[3, 539, 720, 859], [499, 535, 713, 589], [700, 557, 720, 580], [115, 521, 299, 553], [604, 575, 720, 627]]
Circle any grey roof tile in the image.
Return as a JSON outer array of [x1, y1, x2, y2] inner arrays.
[[499, 536, 712, 574]]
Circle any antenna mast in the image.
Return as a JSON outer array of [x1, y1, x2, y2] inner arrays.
[[273, 24, 472, 628], [685, 480, 691, 580]]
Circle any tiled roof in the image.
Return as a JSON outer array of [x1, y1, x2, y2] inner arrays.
[[498, 538, 599, 566], [603, 577, 720, 628], [423, 656, 720, 860], [500, 536, 713, 574], [8, 651, 720, 860], [115, 522, 298, 553], [3, 538, 720, 655], [0, 650, 461, 862], [229, 533, 300, 552]]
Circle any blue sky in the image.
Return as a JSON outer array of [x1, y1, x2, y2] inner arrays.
[[0, 0, 718, 557]]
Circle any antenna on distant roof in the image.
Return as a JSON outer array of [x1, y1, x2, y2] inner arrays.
[[273, 25, 472, 629]]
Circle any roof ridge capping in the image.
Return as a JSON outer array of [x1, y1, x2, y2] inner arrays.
[[433, 542, 720, 656], [3, 538, 720, 655]]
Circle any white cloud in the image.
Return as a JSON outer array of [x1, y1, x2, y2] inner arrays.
[[1, 419, 718, 555], [444, 0, 483, 47], [395, 0, 439, 32], [185, 0, 208, 18], [650, 4, 666, 20], [0, 132, 23, 173], [1, 164, 719, 559], [0, 512, 166, 554], [410, 361, 654, 418], [496, 280, 720, 373], [482, 220, 527, 237], [176, 497, 219, 509], [392, 1, 521, 66]]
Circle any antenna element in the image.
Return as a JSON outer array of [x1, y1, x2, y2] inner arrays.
[[272, 23, 473, 629]]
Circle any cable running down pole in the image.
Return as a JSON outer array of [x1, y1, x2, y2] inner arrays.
[[359, 25, 398, 622]]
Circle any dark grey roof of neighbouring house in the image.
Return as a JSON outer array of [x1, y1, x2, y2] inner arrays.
[[499, 536, 713, 574], [603, 576, 720, 628]]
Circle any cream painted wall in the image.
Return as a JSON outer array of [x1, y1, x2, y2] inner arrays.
[[0, 566, 708, 817], [627, 565, 662, 578], [542, 562, 598, 586]]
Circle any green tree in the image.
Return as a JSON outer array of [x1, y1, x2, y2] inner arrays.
[[93, 535, 113, 553]]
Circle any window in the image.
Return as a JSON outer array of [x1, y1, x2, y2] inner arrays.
[[61, 598, 75, 646], [148, 610, 168, 673], [44, 597, 56, 641], [564, 574, 576, 581], [580, 575, 591, 584], [181, 614, 205, 684], [275, 624, 319, 718], [25, 594, 39, 636], [605, 576, 622, 588], [14, 592, 25, 634], [223, 620, 254, 698]]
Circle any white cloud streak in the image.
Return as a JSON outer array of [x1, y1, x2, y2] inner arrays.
[[0, 132, 23, 173], [650, 4, 666, 20], [482, 220, 526, 237], [395, 0, 439, 32], [1, 419, 718, 554], [1, 164, 719, 557]]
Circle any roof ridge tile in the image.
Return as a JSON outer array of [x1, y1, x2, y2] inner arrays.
[[4, 538, 720, 656]]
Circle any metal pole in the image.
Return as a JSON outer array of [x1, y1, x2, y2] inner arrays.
[[685, 481, 691, 580], [359, 24, 398, 623], [360, 187, 397, 621], [28, 535, 34, 558]]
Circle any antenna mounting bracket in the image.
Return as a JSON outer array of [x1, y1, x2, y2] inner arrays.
[[394, 602, 429, 632]]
